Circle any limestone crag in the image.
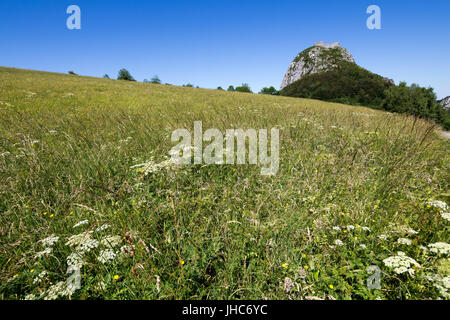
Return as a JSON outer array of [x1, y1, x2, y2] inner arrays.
[[280, 42, 355, 90], [438, 96, 450, 110]]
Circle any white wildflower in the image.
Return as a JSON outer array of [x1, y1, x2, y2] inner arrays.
[[378, 234, 388, 240], [334, 240, 344, 246], [77, 239, 99, 253], [95, 224, 110, 232], [33, 271, 48, 284], [131, 157, 178, 175], [65, 231, 93, 247], [397, 238, 412, 245], [97, 249, 117, 264], [428, 200, 448, 212], [66, 252, 85, 268], [425, 274, 450, 299], [101, 235, 122, 248], [34, 247, 52, 259], [441, 212, 450, 222], [361, 227, 371, 232], [24, 294, 37, 300], [73, 220, 89, 228], [41, 235, 59, 247], [44, 281, 76, 300], [284, 277, 295, 293], [427, 242, 450, 255], [94, 281, 107, 291], [120, 244, 132, 255], [383, 252, 420, 275], [332, 226, 341, 231], [359, 244, 367, 249], [346, 225, 355, 231]]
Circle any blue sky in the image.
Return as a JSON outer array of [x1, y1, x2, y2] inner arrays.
[[1, 0, 449, 98]]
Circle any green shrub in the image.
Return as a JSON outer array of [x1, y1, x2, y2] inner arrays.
[[235, 83, 252, 93], [117, 69, 135, 81], [259, 86, 280, 95]]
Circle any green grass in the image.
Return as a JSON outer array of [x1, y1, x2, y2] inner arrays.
[[0, 67, 449, 300]]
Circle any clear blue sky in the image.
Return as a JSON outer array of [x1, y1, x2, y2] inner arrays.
[[1, 0, 449, 98]]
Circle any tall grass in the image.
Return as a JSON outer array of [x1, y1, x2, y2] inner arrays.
[[0, 67, 449, 300]]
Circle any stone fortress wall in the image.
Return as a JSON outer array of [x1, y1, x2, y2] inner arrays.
[[314, 41, 340, 49]]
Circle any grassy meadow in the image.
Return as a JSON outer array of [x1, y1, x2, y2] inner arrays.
[[0, 66, 449, 300]]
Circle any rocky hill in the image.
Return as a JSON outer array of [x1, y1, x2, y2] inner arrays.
[[279, 42, 393, 107], [438, 96, 450, 110], [280, 42, 355, 90]]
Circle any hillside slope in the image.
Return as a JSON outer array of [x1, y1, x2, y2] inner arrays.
[[280, 61, 392, 107], [0, 67, 449, 300]]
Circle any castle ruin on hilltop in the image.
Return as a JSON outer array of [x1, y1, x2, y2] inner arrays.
[[314, 41, 340, 49]]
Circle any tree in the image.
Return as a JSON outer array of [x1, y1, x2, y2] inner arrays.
[[383, 82, 440, 120], [117, 69, 135, 81], [103, 74, 110, 79], [150, 75, 161, 84], [217, 87, 224, 90], [235, 83, 252, 93], [227, 85, 235, 92], [183, 83, 194, 87], [259, 86, 279, 95], [68, 71, 77, 75]]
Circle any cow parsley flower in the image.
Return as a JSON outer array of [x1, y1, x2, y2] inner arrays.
[[334, 240, 344, 246], [97, 249, 117, 264], [65, 231, 93, 247], [383, 251, 420, 275], [24, 294, 37, 300], [66, 252, 85, 268], [101, 235, 122, 248], [34, 247, 52, 259], [397, 238, 412, 245], [44, 281, 77, 300], [95, 224, 110, 232], [441, 212, 450, 222], [427, 242, 450, 255], [131, 157, 178, 175], [33, 271, 48, 284], [425, 274, 450, 299], [428, 200, 448, 212], [41, 235, 59, 247], [77, 239, 99, 253], [73, 220, 89, 228]]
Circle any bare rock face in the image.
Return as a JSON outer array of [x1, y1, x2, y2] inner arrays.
[[280, 42, 355, 90], [438, 96, 450, 110]]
